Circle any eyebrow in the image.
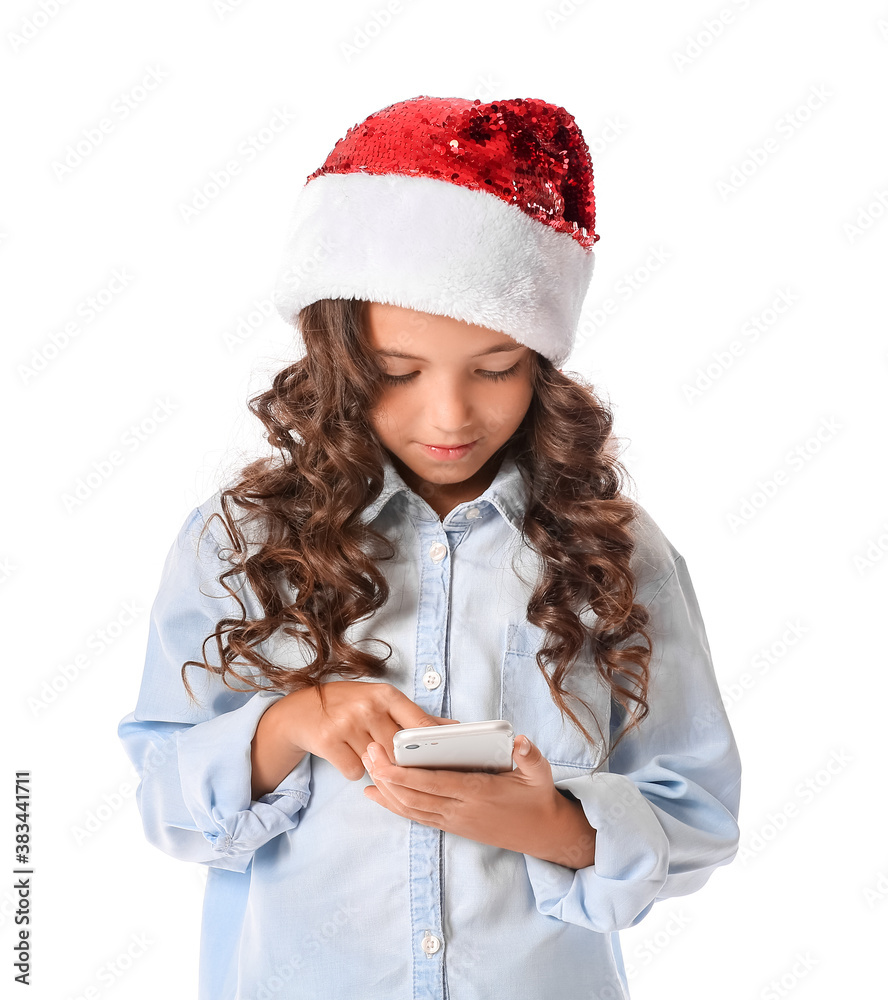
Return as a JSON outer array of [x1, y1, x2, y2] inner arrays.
[[375, 343, 524, 361]]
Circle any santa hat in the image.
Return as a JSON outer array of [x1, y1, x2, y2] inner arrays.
[[272, 95, 599, 368]]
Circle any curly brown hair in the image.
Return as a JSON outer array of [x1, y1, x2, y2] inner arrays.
[[183, 297, 653, 765]]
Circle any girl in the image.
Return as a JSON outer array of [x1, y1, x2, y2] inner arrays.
[[119, 95, 741, 1000]]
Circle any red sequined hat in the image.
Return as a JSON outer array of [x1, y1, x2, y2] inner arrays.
[[273, 95, 599, 366]]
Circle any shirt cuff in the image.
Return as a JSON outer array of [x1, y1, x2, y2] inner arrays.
[[523, 771, 669, 933], [177, 690, 312, 873]]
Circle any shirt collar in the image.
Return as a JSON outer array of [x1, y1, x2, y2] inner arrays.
[[358, 447, 529, 535]]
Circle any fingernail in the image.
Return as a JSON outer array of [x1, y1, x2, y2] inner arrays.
[[518, 737, 531, 755], [367, 744, 378, 763]]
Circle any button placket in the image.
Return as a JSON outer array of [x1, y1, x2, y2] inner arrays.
[[421, 930, 442, 957], [428, 541, 448, 563], [420, 530, 450, 708], [409, 521, 450, 991]]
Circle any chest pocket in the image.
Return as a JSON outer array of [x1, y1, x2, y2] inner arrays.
[[500, 623, 609, 780]]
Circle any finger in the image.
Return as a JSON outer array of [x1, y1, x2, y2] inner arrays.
[[340, 722, 404, 777], [366, 745, 478, 801], [328, 736, 375, 781], [375, 714, 461, 767], [323, 725, 380, 780], [511, 735, 551, 779], [364, 780, 443, 827], [384, 687, 452, 731], [358, 721, 403, 767], [366, 769, 448, 818], [364, 776, 405, 813], [362, 757, 421, 813], [365, 718, 457, 768], [357, 718, 461, 775]]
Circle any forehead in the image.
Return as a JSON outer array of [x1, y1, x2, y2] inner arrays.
[[363, 303, 524, 359], [376, 343, 524, 362]]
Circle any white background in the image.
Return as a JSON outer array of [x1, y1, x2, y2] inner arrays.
[[3, 1, 887, 997]]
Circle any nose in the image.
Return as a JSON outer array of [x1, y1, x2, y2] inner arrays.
[[425, 380, 474, 435]]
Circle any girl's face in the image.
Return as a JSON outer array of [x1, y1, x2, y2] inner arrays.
[[364, 302, 534, 512]]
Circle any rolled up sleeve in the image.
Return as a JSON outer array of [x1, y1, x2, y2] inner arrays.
[[118, 505, 312, 873], [523, 553, 741, 932]]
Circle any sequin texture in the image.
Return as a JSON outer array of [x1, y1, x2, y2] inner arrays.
[[305, 95, 599, 250]]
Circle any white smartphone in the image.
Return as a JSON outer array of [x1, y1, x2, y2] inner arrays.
[[393, 720, 515, 773]]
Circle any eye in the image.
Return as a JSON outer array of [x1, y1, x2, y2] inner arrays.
[[480, 361, 522, 382], [381, 361, 522, 385]]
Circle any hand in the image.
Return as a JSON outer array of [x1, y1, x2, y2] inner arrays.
[[268, 681, 460, 782], [361, 734, 581, 862]]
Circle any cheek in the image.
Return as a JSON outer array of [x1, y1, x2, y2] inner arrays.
[[368, 394, 424, 447], [368, 394, 401, 433], [482, 382, 533, 435]]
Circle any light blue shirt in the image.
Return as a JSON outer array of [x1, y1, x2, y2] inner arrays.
[[118, 451, 741, 1000]]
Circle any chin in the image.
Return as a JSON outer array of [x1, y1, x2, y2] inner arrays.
[[418, 461, 480, 482]]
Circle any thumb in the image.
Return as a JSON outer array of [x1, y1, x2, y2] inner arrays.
[[512, 735, 549, 776]]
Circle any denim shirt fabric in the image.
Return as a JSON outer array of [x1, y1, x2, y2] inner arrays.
[[118, 452, 741, 1000]]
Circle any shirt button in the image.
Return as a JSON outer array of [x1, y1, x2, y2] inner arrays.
[[465, 507, 481, 520], [422, 669, 442, 690], [428, 542, 447, 563], [421, 932, 442, 956]]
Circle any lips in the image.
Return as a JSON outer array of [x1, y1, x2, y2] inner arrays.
[[419, 440, 479, 460]]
